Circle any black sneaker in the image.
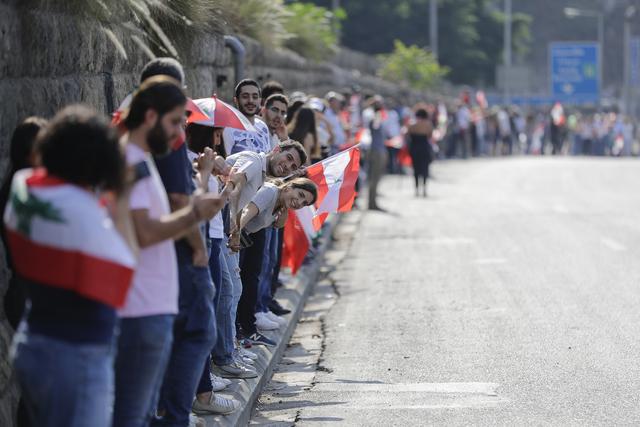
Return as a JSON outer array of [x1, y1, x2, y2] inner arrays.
[[269, 300, 291, 316], [246, 332, 276, 347]]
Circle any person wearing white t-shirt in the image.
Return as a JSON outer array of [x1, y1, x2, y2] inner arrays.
[[224, 140, 306, 346], [223, 79, 271, 155]]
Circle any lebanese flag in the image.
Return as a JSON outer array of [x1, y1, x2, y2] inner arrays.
[[281, 206, 316, 275], [3, 169, 136, 308], [306, 146, 360, 231]]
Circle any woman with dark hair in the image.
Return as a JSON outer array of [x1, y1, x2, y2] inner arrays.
[[1, 117, 48, 330], [4, 105, 136, 427], [407, 106, 434, 197], [0, 116, 47, 427], [287, 107, 319, 164], [230, 177, 318, 251]]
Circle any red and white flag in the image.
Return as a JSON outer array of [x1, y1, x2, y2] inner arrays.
[[281, 206, 316, 275], [306, 146, 360, 230], [187, 96, 256, 132], [3, 169, 136, 307]]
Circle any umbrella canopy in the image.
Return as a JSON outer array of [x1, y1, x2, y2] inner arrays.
[[186, 96, 256, 132]]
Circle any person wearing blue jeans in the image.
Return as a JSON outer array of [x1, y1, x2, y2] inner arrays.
[[13, 326, 116, 427], [212, 238, 238, 366], [113, 315, 175, 426], [256, 227, 278, 313], [153, 246, 217, 426]]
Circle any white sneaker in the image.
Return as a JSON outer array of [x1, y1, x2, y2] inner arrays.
[[211, 374, 227, 392], [188, 413, 206, 427], [255, 312, 279, 330], [217, 375, 232, 386], [238, 347, 258, 360], [192, 393, 238, 415], [265, 311, 287, 326]]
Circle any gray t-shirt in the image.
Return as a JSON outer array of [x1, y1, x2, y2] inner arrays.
[[244, 182, 279, 234], [225, 151, 268, 217]]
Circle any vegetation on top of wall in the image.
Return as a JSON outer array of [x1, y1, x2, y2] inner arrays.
[[21, 0, 344, 62]]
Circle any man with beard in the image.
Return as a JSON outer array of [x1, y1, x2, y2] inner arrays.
[[226, 139, 307, 347], [223, 79, 271, 155], [114, 75, 226, 426], [251, 93, 290, 335]]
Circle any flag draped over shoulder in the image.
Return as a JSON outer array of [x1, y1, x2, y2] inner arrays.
[[281, 146, 360, 275], [3, 169, 136, 308]]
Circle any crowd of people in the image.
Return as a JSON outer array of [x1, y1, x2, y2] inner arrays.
[[416, 92, 640, 159], [0, 56, 438, 427]]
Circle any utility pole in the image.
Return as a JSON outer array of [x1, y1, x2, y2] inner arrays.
[[597, 12, 604, 104], [623, 6, 636, 115], [332, 0, 341, 40], [430, 0, 438, 60], [503, 0, 512, 105]]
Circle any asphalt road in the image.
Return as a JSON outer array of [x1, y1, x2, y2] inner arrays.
[[259, 157, 640, 426]]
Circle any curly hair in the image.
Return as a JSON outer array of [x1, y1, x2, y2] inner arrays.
[[39, 105, 125, 192]]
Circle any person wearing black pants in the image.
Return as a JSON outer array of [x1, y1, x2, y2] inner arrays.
[[237, 228, 274, 345]]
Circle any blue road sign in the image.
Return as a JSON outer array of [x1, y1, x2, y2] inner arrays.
[[550, 42, 600, 104]]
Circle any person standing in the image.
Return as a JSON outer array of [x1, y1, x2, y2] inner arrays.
[[367, 96, 389, 211], [407, 106, 434, 198], [114, 75, 226, 427], [287, 107, 318, 164], [6, 105, 136, 427]]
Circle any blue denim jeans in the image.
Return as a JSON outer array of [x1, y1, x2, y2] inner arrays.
[[113, 315, 175, 427], [212, 237, 242, 365], [197, 238, 224, 394], [152, 264, 216, 427], [12, 326, 115, 427], [257, 227, 278, 313]]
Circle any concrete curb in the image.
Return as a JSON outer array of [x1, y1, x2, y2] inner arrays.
[[204, 214, 341, 427]]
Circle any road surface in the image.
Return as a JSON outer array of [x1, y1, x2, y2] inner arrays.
[[254, 157, 640, 426]]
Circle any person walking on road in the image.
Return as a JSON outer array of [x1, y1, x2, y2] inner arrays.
[[407, 106, 434, 198]]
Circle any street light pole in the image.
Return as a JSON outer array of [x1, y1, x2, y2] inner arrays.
[[597, 12, 604, 103], [430, 0, 438, 60], [503, 0, 512, 105], [563, 7, 604, 105], [332, 0, 341, 40], [623, 6, 636, 115]]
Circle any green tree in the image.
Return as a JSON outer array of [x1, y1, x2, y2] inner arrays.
[[378, 40, 449, 90], [283, 2, 345, 61], [307, 0, 532, 86]]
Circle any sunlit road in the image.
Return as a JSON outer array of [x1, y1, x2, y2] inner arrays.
[[267, 157, 640, 426]]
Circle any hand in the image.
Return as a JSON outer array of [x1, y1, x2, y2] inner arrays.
[[219, 181, 234, 201], [195, 147, 216, 176], [274, 207, 288, 224], [289, 167, 307, 179], [276, 122, 288, 141], [192, 192, 224, 221], [192, 248, 208, 267], [228, 231, 241, 252], [212, 155, 231, 177]]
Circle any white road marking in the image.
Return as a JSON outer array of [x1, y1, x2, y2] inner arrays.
[[307, 382, 508, 410], [313, 382, 501, 396], [601, 238, 627, 252], [427, 237, 476, 246], [474, 258, 507, 265]]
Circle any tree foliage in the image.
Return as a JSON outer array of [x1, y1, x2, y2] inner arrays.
[[308, 0, 532, 86], [282, 2, 344, 60], [378, 40, 449, 90]]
